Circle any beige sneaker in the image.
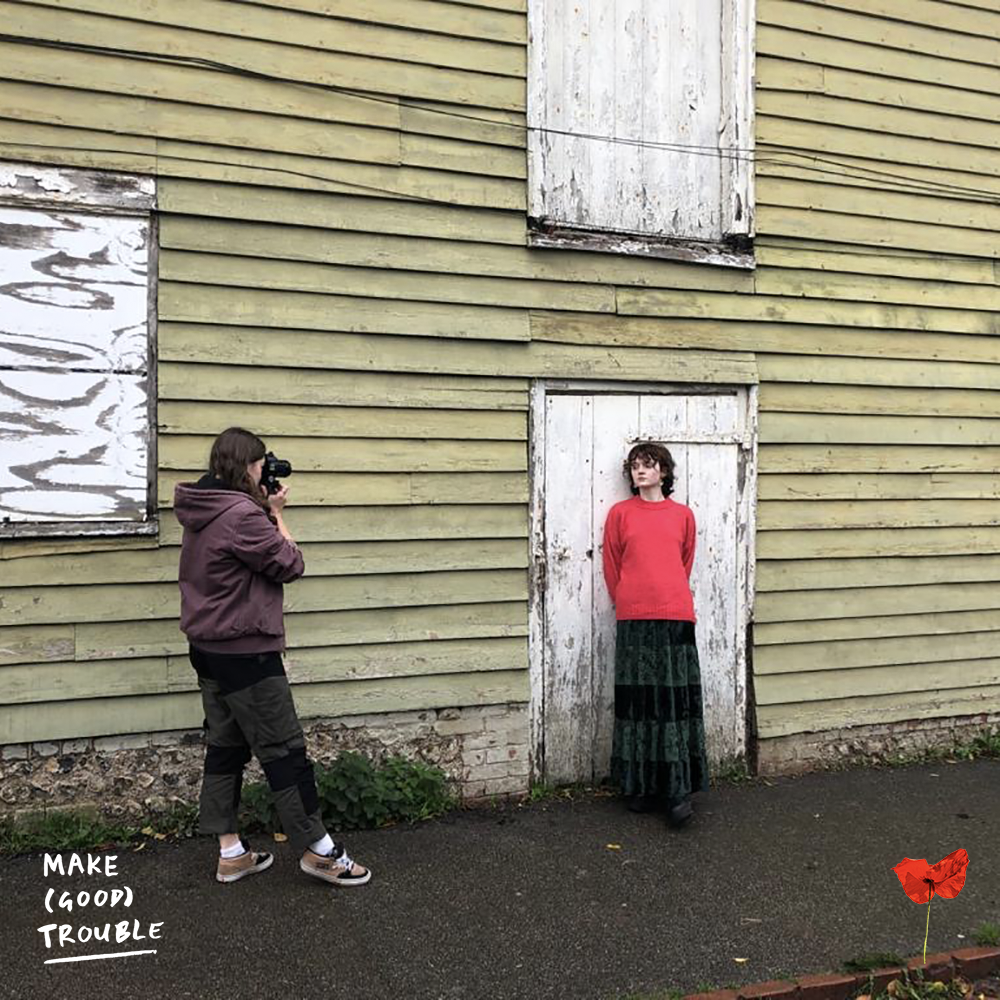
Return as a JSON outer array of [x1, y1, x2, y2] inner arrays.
[[300, 846, 371, 887], [216, 839, 274, 883]]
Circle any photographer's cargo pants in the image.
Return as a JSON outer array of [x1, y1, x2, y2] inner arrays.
[[189, 646, 326, 853]]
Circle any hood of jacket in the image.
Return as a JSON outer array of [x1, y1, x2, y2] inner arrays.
[[173, 475, 258, 532]]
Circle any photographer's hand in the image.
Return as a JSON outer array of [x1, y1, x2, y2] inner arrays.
[[266, 486, 297, 545]]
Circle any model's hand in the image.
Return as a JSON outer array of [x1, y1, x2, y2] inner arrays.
[[268, 485, 289, 513]]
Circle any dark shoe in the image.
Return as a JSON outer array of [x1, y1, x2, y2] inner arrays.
[[216, 838, 273, 883], [667, 798, 694, 829], [626, 795, 658, 814]]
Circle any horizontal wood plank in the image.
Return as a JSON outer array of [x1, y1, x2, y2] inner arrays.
[[159, 284, 531, 341], [157, 504, 528, 546], [616, 286, 999, 335], [759, 473, 1000, 501], [533, 312, 1000, 366], [0, 636, 527, 704], [2, 570, 527, 627], [159, 250, 616, 314], [759, 0, 998, 66], [760, 384, 1000, 418], [757, 526, 1000, 560], [759, 445, 1000, 474], [7, 539, 528, 588], [756, 581, 1000, 623], [757, 355, 1000, 391], [755, 608, 1000, 646], [234, 0, 527, 42], [28, 0, 526, 76], [159, 402, 526, 440], [757, 631, 1000, 676], [0, 1, 525, 108], [759, 499, 1000, 531], [158, 216, 755, 292], [158, 322, 759, 384], [756, 658, 1000, 706], [757, 554, 1000, 592], [757, 685, 1000, 738], [158, 471, 530, 508], [0, 669, 530, 742], [74, 601, 528, 662], [159, 179, 527, 244], [158, 363, 529, 411]]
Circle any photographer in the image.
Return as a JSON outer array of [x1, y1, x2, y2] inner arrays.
[[174, 426, 371, 887]]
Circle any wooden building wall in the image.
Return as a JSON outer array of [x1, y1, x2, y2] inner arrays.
[[1, 0, 998, 757]]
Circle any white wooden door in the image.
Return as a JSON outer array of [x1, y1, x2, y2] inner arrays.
[[533, 390, 756, 783]]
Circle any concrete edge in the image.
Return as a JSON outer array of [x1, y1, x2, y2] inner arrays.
[[682, 948, 1000, 1000]]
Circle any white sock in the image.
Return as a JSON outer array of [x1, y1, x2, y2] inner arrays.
[[220, 840, 245, 859], [310, 834, 335, 856]]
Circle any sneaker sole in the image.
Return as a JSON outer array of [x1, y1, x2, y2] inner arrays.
[[299, 859, 372, 887], [217, 854, 274, 883]]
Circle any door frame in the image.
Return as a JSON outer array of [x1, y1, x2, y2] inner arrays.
[[527, 379, 760, 781]]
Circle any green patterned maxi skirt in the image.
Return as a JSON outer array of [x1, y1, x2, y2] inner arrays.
[[610, 619, 709, 803]]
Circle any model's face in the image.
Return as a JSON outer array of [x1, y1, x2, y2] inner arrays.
[[630, 457, 662, 490], [248, 458, 264, 487]]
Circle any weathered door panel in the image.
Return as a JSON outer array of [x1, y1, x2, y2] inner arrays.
[[537, 390, 754, 783]]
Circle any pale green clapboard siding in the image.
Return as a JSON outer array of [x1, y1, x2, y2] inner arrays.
[[0, 601, 528, 665], [2, 570, 528, 628], [0, 637, 528, 704], [756, 633, 1000, 677], [157, 215, 754, 292], [757, 609, 1000, 646], [0, 118, 525, 210], [69, 602, 528, 665], [2, 0, 1000, 750], [757, 659, 1000, 706], [19, 0, 527, 77], [757, 687, 1000, 739], [0, 670, 530, 743], [157, 471, 528, 507], [0, 2, 525, 107], [6, 540, 528, 589], [758, 526, 1000, 560], [157, 504, 529, 546], [758, 555, 1000, 592], [158, 363, 530, 411]]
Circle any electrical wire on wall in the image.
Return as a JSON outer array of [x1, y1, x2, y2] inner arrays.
[[0, 31, 997, 270]]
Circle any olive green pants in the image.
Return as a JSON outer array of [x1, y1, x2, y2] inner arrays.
[[191, 647, 326, 854]]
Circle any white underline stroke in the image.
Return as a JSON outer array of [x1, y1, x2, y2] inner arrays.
[[44, 950, 158, 965]]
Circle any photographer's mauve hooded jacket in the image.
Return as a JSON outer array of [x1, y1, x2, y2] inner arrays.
[[174, 475, 305, 654]]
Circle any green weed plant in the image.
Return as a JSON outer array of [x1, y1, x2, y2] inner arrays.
[[240, 752, 457, 833]]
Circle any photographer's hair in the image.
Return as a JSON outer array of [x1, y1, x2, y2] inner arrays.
[[623, 442, 676, 497], [208, 427, 275, 522]]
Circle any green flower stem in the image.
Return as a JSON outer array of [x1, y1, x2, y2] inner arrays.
[[924, 896, 933, 964]]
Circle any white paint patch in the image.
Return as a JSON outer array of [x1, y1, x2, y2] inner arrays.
[[528, 0, 754, 242], [0, 202, 151, 525]]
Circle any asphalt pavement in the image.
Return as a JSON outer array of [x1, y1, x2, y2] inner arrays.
[[4, 759, 998, 1000]]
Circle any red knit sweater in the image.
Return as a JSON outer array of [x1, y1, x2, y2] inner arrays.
[[601, 495, 697, 621]]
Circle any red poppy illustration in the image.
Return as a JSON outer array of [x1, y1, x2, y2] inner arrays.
[[891, 849, 969, 962]]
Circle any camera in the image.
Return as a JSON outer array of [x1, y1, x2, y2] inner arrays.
[[261, 451, 292, 496]]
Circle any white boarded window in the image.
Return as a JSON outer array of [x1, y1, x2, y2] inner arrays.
[[528, 0, 754, 265], [0, 162, 156, 537]]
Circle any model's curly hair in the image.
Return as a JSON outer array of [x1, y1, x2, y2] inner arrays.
[[622, 441, 675, 497], [208, 427, 274, 521]]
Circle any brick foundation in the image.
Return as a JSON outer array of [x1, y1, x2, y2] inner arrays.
[[682, 948, 1000, 1000], [757, 714, 1000, 775], [0, 702, 531, 820]]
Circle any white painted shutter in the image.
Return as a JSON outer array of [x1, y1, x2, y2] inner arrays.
[[0, 165, 154, 527], [528, 0, 754, 244]]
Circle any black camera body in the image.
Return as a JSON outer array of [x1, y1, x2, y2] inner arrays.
[[261, 451, 292, 496]]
